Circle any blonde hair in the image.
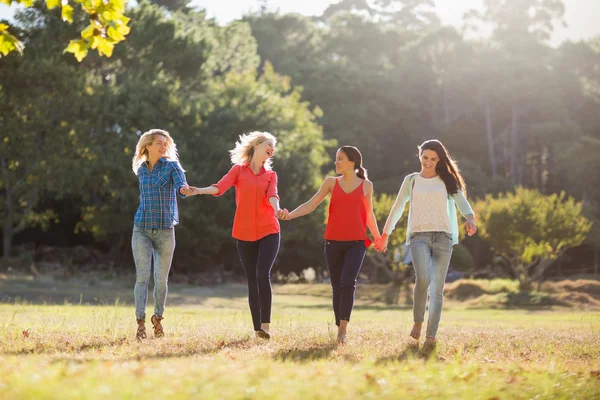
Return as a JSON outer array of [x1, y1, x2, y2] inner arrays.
[[132, 129, 181, 174], [229, 131, 277, 170]]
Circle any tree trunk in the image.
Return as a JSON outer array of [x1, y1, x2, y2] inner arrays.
[[1, 155, 12, 260], [510, 105, 521, 185], [2, 225, 12, 260], [483, 97, 497, 178]]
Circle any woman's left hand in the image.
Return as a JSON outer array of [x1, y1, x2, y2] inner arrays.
[[277, 208, 290, 220], [180, 185, 194, 196], [466, 216, 477, 236]]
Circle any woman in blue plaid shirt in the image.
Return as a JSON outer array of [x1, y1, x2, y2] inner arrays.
[[131, 129, 193, 340]]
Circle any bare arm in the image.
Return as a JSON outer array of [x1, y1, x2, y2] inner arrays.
[[287, 177, 335, 220], [189, 165, 239, 196], [191, 186, 220, 195], [269, 196, 281, 212], [363, 181, 381, 241]]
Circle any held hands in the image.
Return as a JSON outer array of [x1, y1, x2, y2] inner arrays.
[[374, 234, 389, 253], [179, 184, 194, 196], [466, 215, 477, 236], [277, 208, 290, 220]]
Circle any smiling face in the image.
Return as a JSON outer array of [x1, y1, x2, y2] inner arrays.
[[146, 134, 168, 161], [419, 149, 440, 173], [334, 149, 355, 175], [254, 139, 276, 163]]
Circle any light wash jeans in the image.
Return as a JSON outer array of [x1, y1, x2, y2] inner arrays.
[[409, 231, 453, 338], [132, 226, 175, 320]]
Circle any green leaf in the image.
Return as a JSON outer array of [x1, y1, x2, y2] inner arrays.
[[46, 0, 61, 9], [62, 4, 74, 23], [64, 39, 88, 62]]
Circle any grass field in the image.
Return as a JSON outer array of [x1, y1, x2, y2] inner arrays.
[[0, 280, 599, 399]]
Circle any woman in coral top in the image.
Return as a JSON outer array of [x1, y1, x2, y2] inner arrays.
[[188, 132, 286, 339], [282, 146, 381, 343]]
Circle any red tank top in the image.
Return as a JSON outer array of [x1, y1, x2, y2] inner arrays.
[[324, 178, 368, 241]]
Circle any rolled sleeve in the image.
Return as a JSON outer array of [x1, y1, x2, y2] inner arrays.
[[266, 172, 279, 200], [213, 165, 240, 197], [171, 162, 188, 199]]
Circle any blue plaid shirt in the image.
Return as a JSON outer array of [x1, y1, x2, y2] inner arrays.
[[134, 158, 187, 229]]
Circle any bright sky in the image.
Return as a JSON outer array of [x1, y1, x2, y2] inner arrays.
[[1, 0, 599, 45]]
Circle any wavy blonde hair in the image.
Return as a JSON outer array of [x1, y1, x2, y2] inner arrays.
[[229, 131, 277, 170], [132, 129, 181, 174]]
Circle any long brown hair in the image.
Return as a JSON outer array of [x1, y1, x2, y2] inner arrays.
[[339, 146, 368, 180], [418, 140, 465, 195]]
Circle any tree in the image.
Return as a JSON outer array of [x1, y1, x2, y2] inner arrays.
[[474, 187, 592, 291], [0, 7, 94, 259], [65, 4, 331, 276], [1, 0, 130, 61]]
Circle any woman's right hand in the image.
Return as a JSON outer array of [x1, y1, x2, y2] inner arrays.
[[180, 185, 193, 196], [375, 234, 389, 253]]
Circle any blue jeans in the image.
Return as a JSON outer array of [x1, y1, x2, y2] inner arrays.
[[409, 232, 453, 338], [236, 233, 280, 331], [324, 240, 367, 326], [132, 226, 176, 320]]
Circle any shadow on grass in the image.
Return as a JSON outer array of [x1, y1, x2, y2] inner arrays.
[[375, 342, 442, 364], [273, 342, 338, 363], [284, 303, 413, 312], [4, 337, 257, 359], [0, 278, 249, 306]]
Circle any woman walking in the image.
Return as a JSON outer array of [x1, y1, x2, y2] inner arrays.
[[375, 139, 477, 349], [188, 132, 285, 339], [281, 146, 381, 344], [131, 129, 192, 340]]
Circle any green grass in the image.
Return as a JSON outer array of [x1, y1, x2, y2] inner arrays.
[[0, 283, 599, 399]]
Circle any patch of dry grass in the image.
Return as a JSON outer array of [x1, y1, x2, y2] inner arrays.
[[0, 284, 599, 399]]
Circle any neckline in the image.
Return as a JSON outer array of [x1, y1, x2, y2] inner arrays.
[[418, 173, 439, 180], [336, 178, 364, 195]]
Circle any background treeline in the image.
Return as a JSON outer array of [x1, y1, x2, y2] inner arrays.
[[1, 0, 599, 284]]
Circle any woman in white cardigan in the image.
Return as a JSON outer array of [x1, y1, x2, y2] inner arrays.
[[375, 140, 477, 349]]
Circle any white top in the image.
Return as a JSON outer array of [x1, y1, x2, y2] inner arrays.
[[408, 175, 451, 234]]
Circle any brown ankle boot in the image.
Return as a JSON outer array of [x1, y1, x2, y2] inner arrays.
[[136, 319, 147, 340], [151, 315, 164, 337]]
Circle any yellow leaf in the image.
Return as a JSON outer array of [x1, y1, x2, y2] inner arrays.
[[96, 37, 114, 57], [106, 26, 125, 42], [21, 0, 33, 6], [116, 24, 130, 36], [81, 24, 96, 39], [0, 31, 24, 56], [91, 35, 100, 49], [64, 39, 88, 62], [0, 0, 13, 6], [62, 4, 74, 23], [0, 23, 8, 32], [45, 0, 60, 9], [102, 10, 119, 21]]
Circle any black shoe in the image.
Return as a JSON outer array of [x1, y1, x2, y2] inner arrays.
[[256, 329, 270, 339]]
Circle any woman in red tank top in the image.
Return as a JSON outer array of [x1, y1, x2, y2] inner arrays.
[[282, 146, 382, 343]]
